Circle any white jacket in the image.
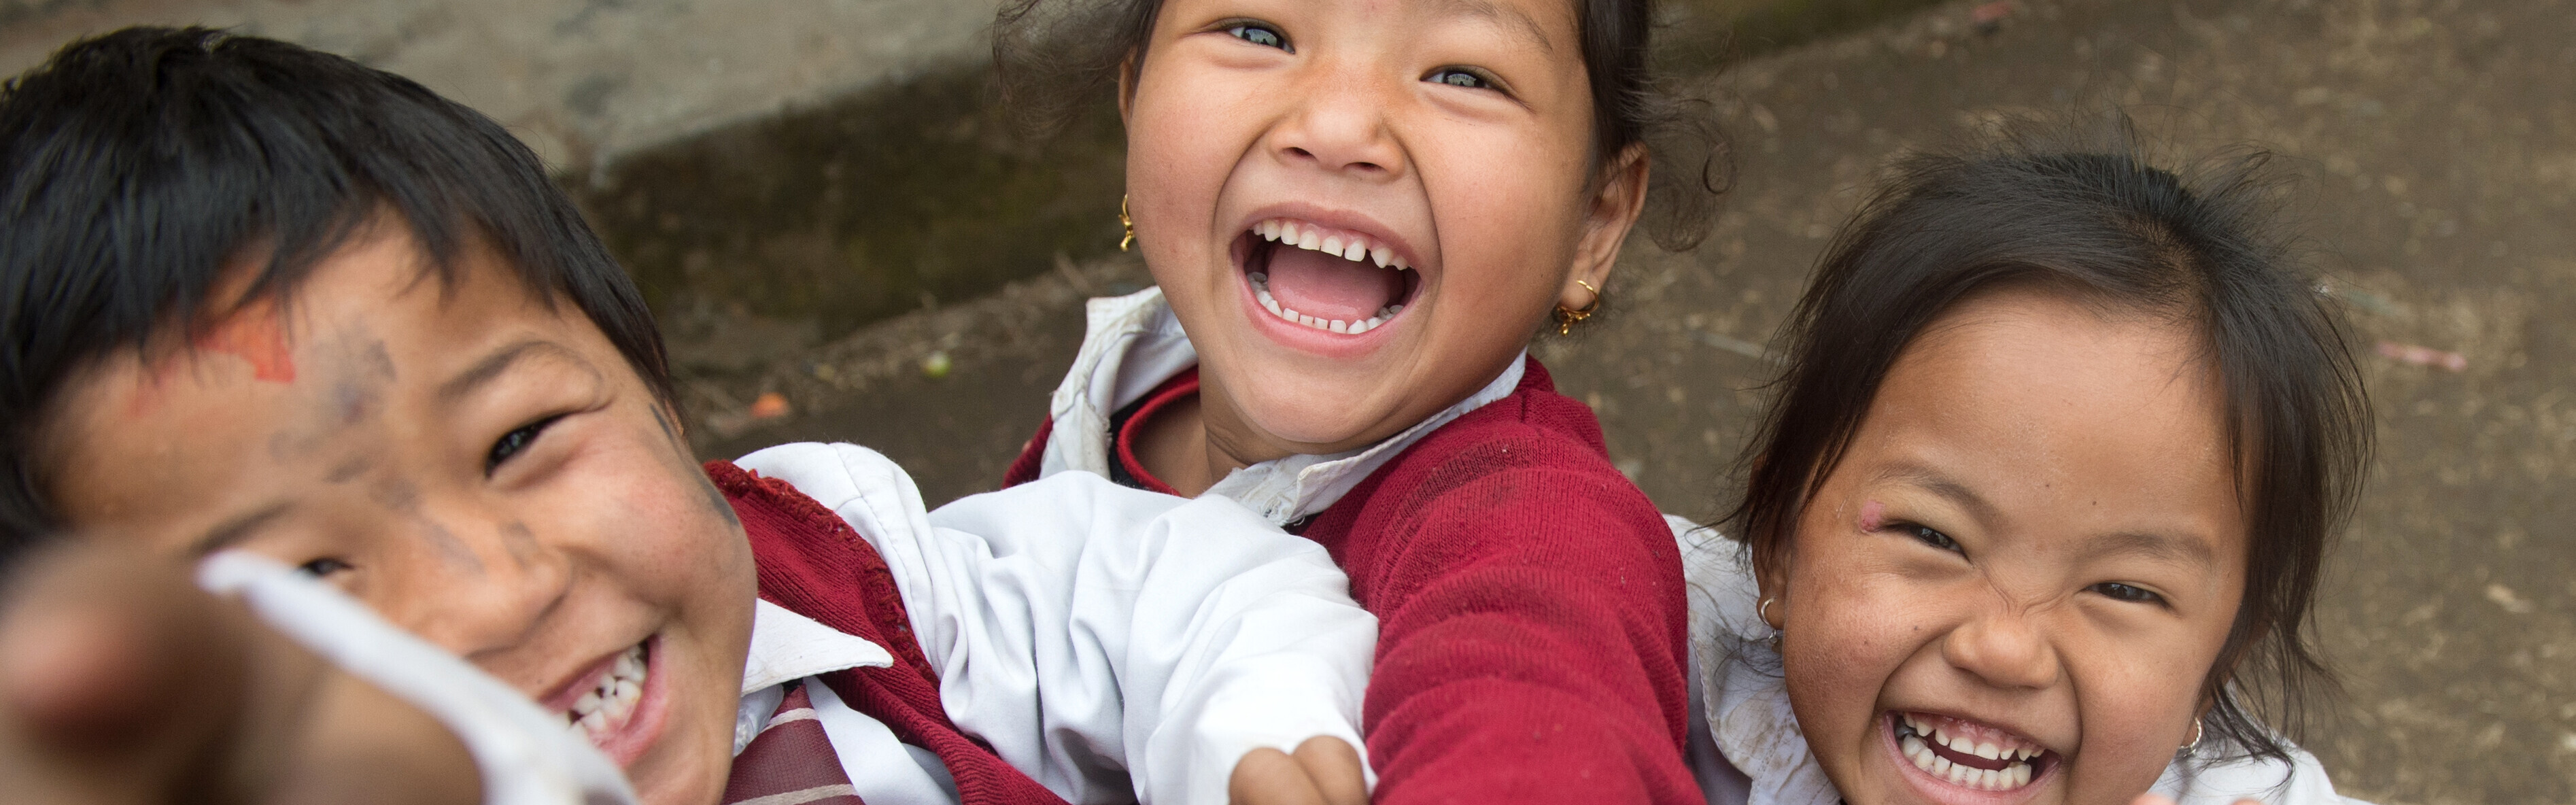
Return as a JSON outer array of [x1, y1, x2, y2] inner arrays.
[[1666, 517, 2368, 805], [738, 443, 1379, 805]]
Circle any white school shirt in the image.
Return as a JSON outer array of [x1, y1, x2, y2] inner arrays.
[[1663, 517, 2371, 805], [1031, 286, 1523, 526], [732, 443, 1379, 805]]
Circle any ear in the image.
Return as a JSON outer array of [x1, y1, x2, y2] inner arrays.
[[1117, 49, 1140, 124], [1559, 143, 1651, 313], [1751, 535, 1791, 630]]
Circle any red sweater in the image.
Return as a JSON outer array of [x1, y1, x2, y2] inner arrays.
[[1006, 360, 1700, 804], [711, 460, 1072, 805]]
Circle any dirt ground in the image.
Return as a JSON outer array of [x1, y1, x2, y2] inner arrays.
[[707, 0, 2576, 802]]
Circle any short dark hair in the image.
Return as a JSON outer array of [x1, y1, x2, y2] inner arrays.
[[0, 27, 675, 559], [989, 0, 1730, 252], [1721, 116, 2371, 766]]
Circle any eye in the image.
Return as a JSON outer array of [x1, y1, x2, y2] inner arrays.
[[486, 414, 566, 474], [2089, 581, 2166, 605], [1224, 22, 1289, 51], [297, 557, 352, 579], [1424, 67, 1500, 91], [1900, 521, 1962, 554]]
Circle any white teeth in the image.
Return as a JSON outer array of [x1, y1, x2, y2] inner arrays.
[[1248, 271, 1403, 335], [566, 643, 649, 744], [1899, 713, 2040, 791], [1249, 219, 1411, 271]]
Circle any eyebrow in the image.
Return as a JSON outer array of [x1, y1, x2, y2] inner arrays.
[[1443, 0, 1556, 54], [2082, 528, 2217, 569], [436, 339, 588, 404], [188, 500, 296, 558], [1873, 462, 2003, 525]]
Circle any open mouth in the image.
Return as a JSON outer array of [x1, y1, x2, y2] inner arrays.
[[545, 636, 668, 764], [1238, 218, 1420, 336], [1890, 710, 2056, 793]]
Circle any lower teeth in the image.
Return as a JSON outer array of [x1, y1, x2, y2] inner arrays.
[[1250, 273, 1400, 335]]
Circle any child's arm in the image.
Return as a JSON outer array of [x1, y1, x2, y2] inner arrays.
[[1352, 462, 1700, 805], [0, 543, 482, 805], [737, 443, 1377, 805]]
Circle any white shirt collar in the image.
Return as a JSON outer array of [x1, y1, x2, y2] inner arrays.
[[1038, 287, 1524, 526], [742, 598, 893, 696]]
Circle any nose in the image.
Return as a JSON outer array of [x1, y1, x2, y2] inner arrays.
[[1940, 600, 2061, 691], [374, 513, 574, 660], [1267, 58, 1407, 181]]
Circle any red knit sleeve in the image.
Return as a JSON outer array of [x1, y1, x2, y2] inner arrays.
[[1345, 453, 1699, 804]]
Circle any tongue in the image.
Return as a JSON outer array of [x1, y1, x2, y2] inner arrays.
[[1265, 245, 1400, 323]]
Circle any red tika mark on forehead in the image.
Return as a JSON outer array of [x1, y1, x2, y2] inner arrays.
[[194, 305, 296, 383]]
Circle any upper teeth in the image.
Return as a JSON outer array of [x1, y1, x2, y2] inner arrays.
[[1256, 219, 1411, 271], [1897, 713, 2041, 791], [566, 643, 647, 743]]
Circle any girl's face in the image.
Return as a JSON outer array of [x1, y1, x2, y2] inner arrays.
[[1762, 286, 2250, 805], [1123, 0, 1647, 455]]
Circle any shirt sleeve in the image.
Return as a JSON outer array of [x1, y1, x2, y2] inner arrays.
[[1351, 464, 1702, 805], [740, 443, 1376, 805]]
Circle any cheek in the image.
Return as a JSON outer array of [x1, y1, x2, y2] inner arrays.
[[1779, 551, 1927, 737]]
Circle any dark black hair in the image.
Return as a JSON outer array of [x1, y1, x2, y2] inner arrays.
[[1722, 116, 2370, 766], [0, 27, 674, 560], [990, 0, 1730, 252]]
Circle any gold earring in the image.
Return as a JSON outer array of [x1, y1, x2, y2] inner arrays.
[[1553, 279, 1602, 335], [1118, 194, 1135, 252]]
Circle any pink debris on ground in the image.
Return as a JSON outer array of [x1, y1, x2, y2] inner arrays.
[[2377, 341, 2468, 372], [1972, 1, 2015, 25], [749, 392, 792, 419]]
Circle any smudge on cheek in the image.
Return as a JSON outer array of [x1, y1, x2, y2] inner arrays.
[[326, 454, 373, 483], [697, 473, 742, 530], [416, 517, 487, 577], [500, 521, 538, 570], [1858, 499, 1887, 532]]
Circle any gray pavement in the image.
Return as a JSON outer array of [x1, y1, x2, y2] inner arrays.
[[710, 1, 2576, 802], [0, 0, 1000, 169]]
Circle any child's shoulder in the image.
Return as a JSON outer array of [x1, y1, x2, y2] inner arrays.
[[1383, 360, 1637, 502], [1345, 360, 1667, 552]]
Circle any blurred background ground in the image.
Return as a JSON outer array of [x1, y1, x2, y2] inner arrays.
[[7, 0, 2571, 801]]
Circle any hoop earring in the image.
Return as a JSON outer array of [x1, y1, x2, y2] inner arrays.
[[2183, 719, 2203, 751], [1553, 279, 1601, 335], [1118, 194, 1135, 252], [1757, 596, 1783, 651]]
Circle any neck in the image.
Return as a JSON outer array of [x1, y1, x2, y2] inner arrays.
[[1131, 377, 1284, 497]]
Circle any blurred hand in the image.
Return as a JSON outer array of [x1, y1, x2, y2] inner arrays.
[[0, 543, 481, 805], [1230, 735, 1367, 805]]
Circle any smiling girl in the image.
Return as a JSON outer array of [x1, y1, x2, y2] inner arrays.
[[1680, 124, 2373, 805], [993, 0, 1726, 802]]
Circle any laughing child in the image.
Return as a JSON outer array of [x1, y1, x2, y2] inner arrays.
[[989, 0, 1728, 802], [0, 27, 1377, 805], [1677, 122, 2374, 805]]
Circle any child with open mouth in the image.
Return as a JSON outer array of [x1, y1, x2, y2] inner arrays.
[[1674, 119, 2374, 805], [0, 27, 1377, 805], [991, 0, 1728, 801]]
